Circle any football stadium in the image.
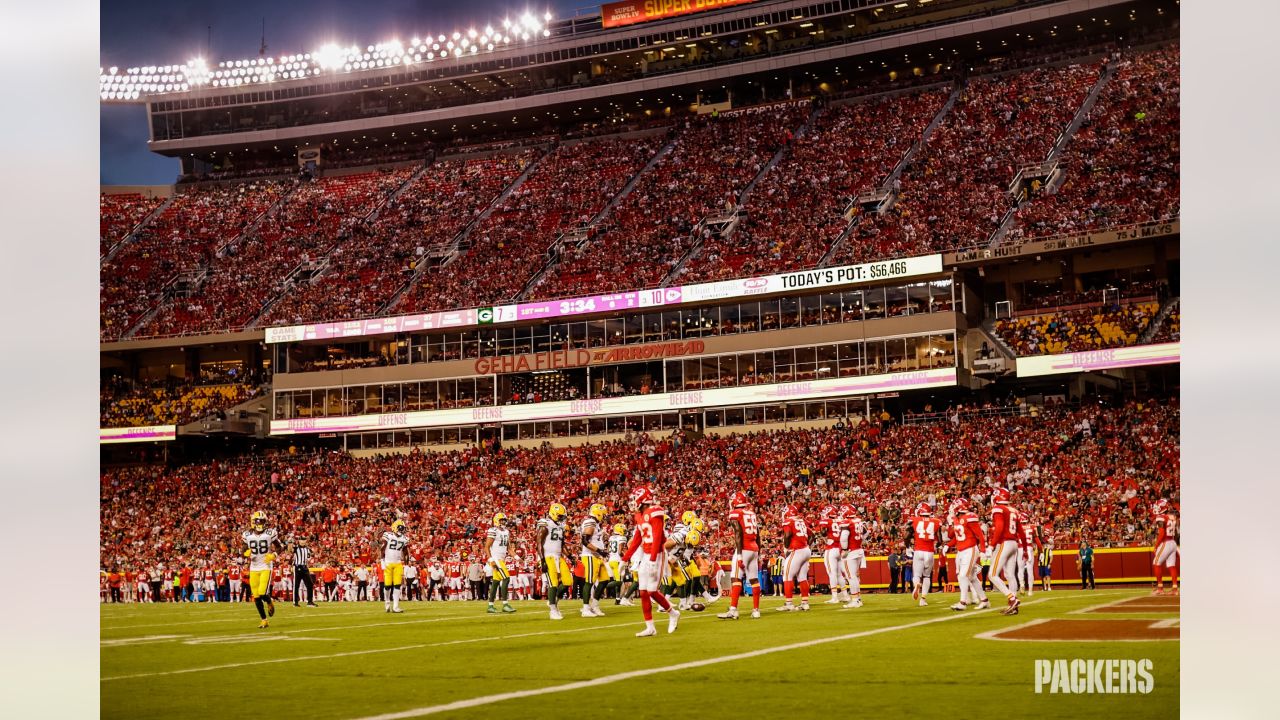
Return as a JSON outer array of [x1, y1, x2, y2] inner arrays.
[[99, 0, 1181, 716]]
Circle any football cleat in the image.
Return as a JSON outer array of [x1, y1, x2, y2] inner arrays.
[[258, 619, 269, 629], [776, 603, 796, 612], [717, 608, 739, 620], [667, 608, 681, 634], [502, 603, 517, 613], [636, 626, 658, 637], [799, 601, 810, 611], [951, 602, 967, 611], [912, 587, 920, 601], [750, 609, 761, 619], [918, 598, 928, 607], [265, 598, 275, 617], [580, 607, 596, 618], [844, 597, 863, 608], [825, 597, 841, 604], [487, 604, 498, 614], [977, 600, 990, 609], [549, 607, 564, 620], [391, 607, 403, 613]]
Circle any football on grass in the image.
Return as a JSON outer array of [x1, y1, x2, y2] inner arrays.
[[689, 602, 706, 612]]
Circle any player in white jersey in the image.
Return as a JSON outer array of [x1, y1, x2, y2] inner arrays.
[[535, 503, 570, 620], [241, 511, 280, 628], [579, 504, 609, 617], [606, 523, 632, 606], [378, 519, 410, 613], [837, 505, 867, 608], [483, 512, 518, 614]]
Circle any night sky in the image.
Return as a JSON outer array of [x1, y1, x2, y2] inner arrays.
[[100, 0, 581, 184]]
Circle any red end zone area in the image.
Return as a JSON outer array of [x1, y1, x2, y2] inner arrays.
[[979, 595, 1180, 642]]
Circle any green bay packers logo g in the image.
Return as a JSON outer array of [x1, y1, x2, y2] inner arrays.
[[478, 307, 495, 324]]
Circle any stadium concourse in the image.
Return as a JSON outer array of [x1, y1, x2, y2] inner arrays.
[[99, 44, 1179, 341], [101, 398, 1178, 595]]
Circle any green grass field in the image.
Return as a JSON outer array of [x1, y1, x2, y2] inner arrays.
[[102, 589, 1178, 718]]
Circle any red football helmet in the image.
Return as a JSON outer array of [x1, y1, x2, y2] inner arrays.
[[915, 502, 932, 516], [991, 486, 1011, 505], [949, 498, 970, 516], [839, 504, 856, 519], [1151, 499, 1169, 516], [820, 505, 835, 520], [781, 504, 796, 522], [729, 491, 749, 509], [629, 486, 654, 509]]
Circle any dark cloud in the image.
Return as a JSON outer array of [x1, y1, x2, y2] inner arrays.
[[101, 0, 578, 184]]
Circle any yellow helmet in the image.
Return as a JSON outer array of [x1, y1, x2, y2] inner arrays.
[[686, 529, 702, 547], [589, 503, 608, 522], [690, 518, 707, 533], [612, 523, 627, 536], [391, 519, 406, 534], [681, 510, 698, 525], [251, 510, 267, 530], [548, 503, 566, 521], [493, 512, 507, 526]]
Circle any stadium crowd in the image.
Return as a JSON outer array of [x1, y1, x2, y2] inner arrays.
[[100, 375, 261, 428], [1008, 46, 1180, 240], [141, 170, 412, 336], [100, 193, 164, 257], [101, 181, 286, 340], [678, 89, 948, 283], [101, 399, 1177, 582], [831, 62, 1101, 265], [532, 103, 810, 300], [262, 155, 530, 326], [400, 139, 660, 312], [994, 301, 1160, 356]]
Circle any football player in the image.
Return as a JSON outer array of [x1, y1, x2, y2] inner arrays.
[[378, 519, 410, 613], [579, 504, 609, 617], [663, 512, 694, 610], [987, 487, 1023, 615], [839, 504, 866, 608], [625, 486, 680, 637], [947, 498, 990, 611], [818, 506, 844, 604], [1017, 506, 1039, 597], [607, 523, 633, 606], [484, 512, 517, 614], [536, 502, 570, 620], [718, 491, 762, 620], [908, 502, 941, 607], [777, 505, 813, 612], [241, 510, 280, 628], [1151, 499, 1179, 595]]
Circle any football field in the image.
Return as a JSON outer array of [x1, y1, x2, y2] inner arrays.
[[101, 589, 1178, 718]]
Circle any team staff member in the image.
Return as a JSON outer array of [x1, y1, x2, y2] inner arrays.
[[1078, 540, 1096, 590], [292, 538, 318, 607]]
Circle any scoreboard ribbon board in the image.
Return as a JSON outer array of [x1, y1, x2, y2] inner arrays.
[[601, 0, 760, 29]]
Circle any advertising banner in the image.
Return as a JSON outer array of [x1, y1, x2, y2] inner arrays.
[[100, 425, 177, 444], [270, 367, 958, 435], [601, 0, 760, 29], [1015, 342, 1181, 377]]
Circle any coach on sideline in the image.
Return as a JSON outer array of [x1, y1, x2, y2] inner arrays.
[[292, 538, 318, 607]]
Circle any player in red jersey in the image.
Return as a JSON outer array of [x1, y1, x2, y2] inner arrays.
[[1017, 507, 1039, 597], [987, 487, 1023, 615], [907, 502, 941, 606], [718, 491, 762, 619], [947, 498, 990, 611], [1150, 499, 1180, 595], [777, 505, 813, 612], [624, 486, 680, 637], [818, 506, 845, 604], [837, 504, 866, 608]]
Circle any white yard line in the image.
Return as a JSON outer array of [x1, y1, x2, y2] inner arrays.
[[101, 614, 706, 681], [102, 609, 373, 631], [346, 601, 1057, 720]]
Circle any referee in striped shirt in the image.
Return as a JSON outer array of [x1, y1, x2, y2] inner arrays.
[[292, 538, 318, 607]]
